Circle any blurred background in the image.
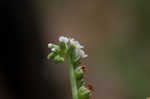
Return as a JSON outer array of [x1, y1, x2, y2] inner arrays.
[[2, 0, 150, 99]]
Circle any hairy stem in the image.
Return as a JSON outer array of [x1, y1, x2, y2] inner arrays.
[[67, 55, 78, 99]]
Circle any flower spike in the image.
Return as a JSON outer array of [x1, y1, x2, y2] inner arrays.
[[47, 35, 93, 99]]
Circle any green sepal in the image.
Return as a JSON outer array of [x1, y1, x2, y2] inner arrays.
[[75, 66, 84, 79], [54, 55, 64, 63], [68, 45, 75, 56], [47, 52, 57, 60], [72, 55, 80, 65], [59, 42, 68, 55], [74, 56, 80, 63], [78, 86, 91, 99], [77, 79, 84, 88]]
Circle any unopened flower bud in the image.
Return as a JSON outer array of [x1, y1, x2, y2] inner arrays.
[[54, 55, 64, 63], [50, 45, 61, 53], [47, 52, 57, 59], [48, 43, 59, 49], [75, 66, 84, 79], [78, 86, 91, 99], [48, 43, 53, 48]]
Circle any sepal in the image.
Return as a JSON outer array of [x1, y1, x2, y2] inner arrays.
[[78, 86, 91, 99], [72, 55, 80, 65], [68, 45, 76, 56]]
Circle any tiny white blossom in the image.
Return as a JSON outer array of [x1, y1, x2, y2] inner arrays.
[[59, 36, 69, 43], [69, 38, 87, 58], [70, 38, 84, 48], [80, 50, 88, 58], [48, 43, 53, 48], [76, 48, 88, 58]]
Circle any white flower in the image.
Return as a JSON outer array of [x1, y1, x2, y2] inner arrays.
[[75, 48, 88, 58], [59, 36, 69, 43], [69, 38, 87, 58], [70, 38, 84, 48], [48, 43, 52, 48], [80, 49, 88, 58]]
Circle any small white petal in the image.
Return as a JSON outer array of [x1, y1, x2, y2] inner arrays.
[[83, 54, 88, 58], [69, 38, 84, 48], [80, 49, 88, 58], [75, 48, 88, 58], [75, 48, 80, 56], [51, 48, 56, 51], [59, 36, 69, 43], [76, 42, 84, 48], [79, 49, 84, 56]]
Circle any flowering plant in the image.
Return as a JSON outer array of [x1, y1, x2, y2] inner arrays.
[[47, 36, 93, 99]]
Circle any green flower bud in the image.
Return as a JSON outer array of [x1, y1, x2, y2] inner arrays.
[[54, 55, 64, 63], [48, 43, 58, 49], [53, 47, 61, 53], [59, 42, 68, 55], [48, 44, 61, 53], [47, 52, 57, 59], [75, 66, 84, 79], [78, 86, 91, 99]]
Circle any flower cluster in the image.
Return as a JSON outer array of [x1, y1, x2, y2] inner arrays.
[[48, 36, 88, 61], [47, 36, 93, 99]]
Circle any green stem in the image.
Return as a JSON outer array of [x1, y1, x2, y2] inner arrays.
[[67, 55, 78, 99]]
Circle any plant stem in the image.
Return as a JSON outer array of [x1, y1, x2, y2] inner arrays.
[[67, 55, 78, 99]]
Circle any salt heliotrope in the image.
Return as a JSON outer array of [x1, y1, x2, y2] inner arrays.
[[47, 36, 93, 99]]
